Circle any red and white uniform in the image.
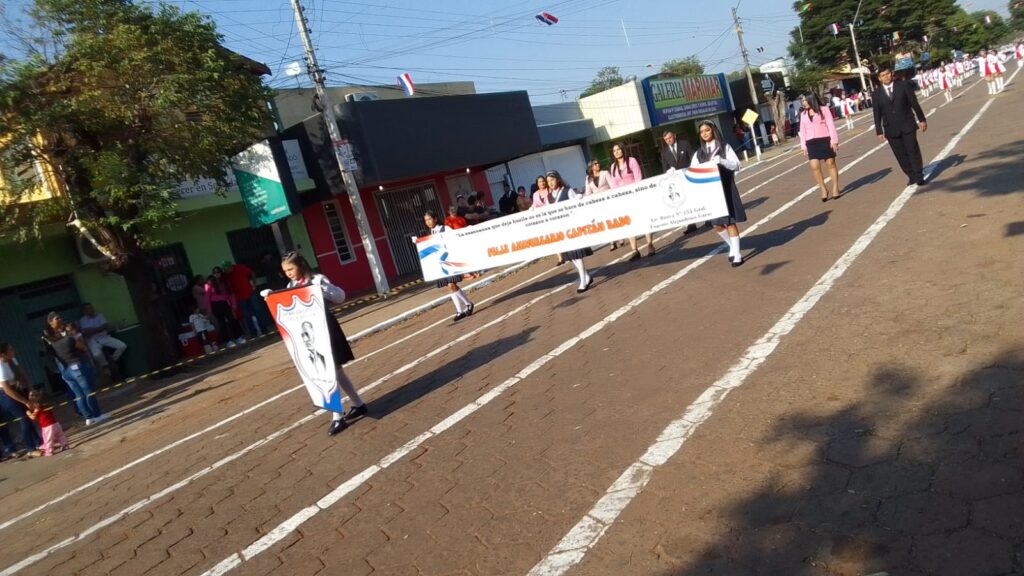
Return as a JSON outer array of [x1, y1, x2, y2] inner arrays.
[[987, 53, 1005, 75], [939, 70, 952, 91], [1016, 44, 1024, 62], [979, 55, 992, 77]]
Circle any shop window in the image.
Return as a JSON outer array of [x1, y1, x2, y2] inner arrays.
[[323, 201, 355, 263]]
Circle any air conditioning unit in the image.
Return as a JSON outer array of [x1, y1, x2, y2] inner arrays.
[[344, 92, 380, 102], [75, 234, 110, 265]]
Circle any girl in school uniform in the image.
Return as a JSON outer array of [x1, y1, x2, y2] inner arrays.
[[691, 120, 748, 267], [992, 50, 1008, 93], [545, 170, 594, 293], [940, 64, 954, 103], [278, 252, 368, 436], [797, 94, 841, 202], [422, 210, 475, 321], [608, 142, 652, 261]]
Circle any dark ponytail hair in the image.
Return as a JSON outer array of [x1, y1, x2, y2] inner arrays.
[[281, 251, 314, 281], [609, 142, 633, 177]]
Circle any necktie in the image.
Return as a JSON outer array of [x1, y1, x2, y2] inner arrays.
[[886, 86, 893, 99]]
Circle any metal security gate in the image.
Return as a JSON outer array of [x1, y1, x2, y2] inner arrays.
[[375, 182, 444, 276]]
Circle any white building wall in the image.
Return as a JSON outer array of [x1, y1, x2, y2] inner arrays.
[[578, 81, 652, 143]]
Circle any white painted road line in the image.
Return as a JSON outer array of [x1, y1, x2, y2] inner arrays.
[[194, 105, 927, 575], [526, 98, 995, 576]]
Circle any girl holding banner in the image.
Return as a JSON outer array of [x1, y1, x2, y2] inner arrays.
[[280, 252, 368, 436], [609, 143, 653, 261], [423, 210, 475, 321], [692, 121, 747, 268], [546, 170, 594, 292]]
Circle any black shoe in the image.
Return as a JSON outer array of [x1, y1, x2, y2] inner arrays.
[[684, 223, 698, 234], [907, 177, 915, 185], [453, 312, 467, 322], [465, 303, 474, 316], [731, 255, 744, 268], [627, 250, 641, 262], [916, 178, 927, 186], [345, 404, 368, 420], [327, 419, 348, 436], [576, 275, 594, 293]]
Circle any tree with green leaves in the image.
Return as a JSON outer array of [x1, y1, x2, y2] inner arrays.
[[1010, 0, 1024, 32], [579, 66, 625, 98], [0, 0, 272, 368], [660, 56, 705, 78]]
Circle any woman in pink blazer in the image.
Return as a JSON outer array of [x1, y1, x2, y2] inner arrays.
[[608, 142, 651, 260], [797, 94, 841, 201]]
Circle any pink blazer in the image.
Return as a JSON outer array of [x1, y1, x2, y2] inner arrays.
[[798, 110, 839, 151], [608, 157, 643, 188]]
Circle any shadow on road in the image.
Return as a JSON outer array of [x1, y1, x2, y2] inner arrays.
[[665, 348, 1024, 576], [924, 140, 1024, 197]]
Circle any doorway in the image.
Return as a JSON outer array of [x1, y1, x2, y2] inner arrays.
[[375, 182, 444, 276]]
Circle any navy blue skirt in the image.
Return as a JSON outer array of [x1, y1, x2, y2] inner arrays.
[[435, 274, 465, 288]]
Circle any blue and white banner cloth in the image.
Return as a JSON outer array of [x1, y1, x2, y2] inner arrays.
[[415, 162, 730, 281]]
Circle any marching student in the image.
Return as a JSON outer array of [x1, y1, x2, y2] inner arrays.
[[992, 50, 1008, 93], [797, 94, 841, 202], [545, 170, 594, 293], [979, 49, 996, 95], [277, 252, 368, 436], [691, 121, 748, 267], [841, 91, 856, 130], [608, 142, 652, 261], [940, 64, 954, 104], [1016, 41, 1024, 69], [422, 210, 475, 321]]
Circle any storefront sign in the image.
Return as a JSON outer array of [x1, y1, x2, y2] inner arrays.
[[642, 73, 733, 126], [265, 285, 344, 414], [415, 163, 729, 281], [233, 140, 293, 226], [282, 140, 315, 192]]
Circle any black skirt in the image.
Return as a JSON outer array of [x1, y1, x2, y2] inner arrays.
[[806, 137, 836, 160], [325, 311, 355, 366], [435, 274, 465, 289], [561, 247, 593, 260]]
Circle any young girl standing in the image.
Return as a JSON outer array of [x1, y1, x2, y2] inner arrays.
[[278, 252, 368, 436], [422, 210, 475, 321], [27, 390, 68, 456], [546, 170, 594, 292], [608, 142, 651, 260], [692, 121, 748, 267]]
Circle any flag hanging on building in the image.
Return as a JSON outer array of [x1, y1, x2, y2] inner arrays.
[[829, 23, 841, 35], [892, 31, 901, 42], [397, 72, 415, 96]]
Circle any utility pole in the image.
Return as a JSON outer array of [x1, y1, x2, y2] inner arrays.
[[732, 6, 762, 161], [849, 24, 868, 93], [290, 0, 390, 295]]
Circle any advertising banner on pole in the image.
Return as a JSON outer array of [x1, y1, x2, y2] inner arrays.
[[415, 163, 730, 282], [265, 286, 344, 414], [233, 140, 295, 227]]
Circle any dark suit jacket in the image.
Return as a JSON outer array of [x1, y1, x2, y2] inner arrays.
[[872, 80, 926, 138], [660, 140, 693, 171]]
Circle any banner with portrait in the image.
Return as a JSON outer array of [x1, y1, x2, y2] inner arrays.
[[265, 286, 344, 414], [416, 162, 730, 281]]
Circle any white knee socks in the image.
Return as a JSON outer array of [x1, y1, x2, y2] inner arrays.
[[455, 288, 472, 308], [717, 229, 731, 250], [728, 235, 741, 261], [450, 293, 466, 313], [570, 258, 590, 288], [997, 76, 1005, 92]]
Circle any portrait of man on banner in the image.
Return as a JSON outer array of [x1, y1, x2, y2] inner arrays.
[[265, 286, 344, 414]]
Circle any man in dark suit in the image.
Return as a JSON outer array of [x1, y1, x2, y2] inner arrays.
[[872, 65, 929, 185], [660, 130, 699, 234], [300, 321, 327, 374]]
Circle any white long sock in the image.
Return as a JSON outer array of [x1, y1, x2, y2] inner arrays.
[[450, 293, 465, 313], [455, 289, 472, 308], [337, 371, 365, 406], [728, 235, 741, 260], [998, 77, 1005, 92], [571, 259, 588, 288], [717, 229, 731, 248]]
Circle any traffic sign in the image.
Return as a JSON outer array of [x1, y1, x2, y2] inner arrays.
[[760, 78, 775, 94]]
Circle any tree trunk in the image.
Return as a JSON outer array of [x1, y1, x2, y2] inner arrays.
[[119, 255, 180, 374]]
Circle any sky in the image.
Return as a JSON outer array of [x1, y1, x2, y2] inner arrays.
[[1, 0, 1013, 105]]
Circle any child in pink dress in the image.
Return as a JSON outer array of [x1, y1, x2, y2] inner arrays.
[[27, 390, 69, 456]]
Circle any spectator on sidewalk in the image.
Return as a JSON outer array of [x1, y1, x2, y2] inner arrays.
[[464, 194, 489, 224], [223, 260, 263, 337], [0, 342, 42, 459], [205, 267, 245, 347], [515, 186, 532, 212], [26, 389, 68, 456], [444, 205, 468, 229], [78, 303, 127, 374], [42, 315, 109, 426], [190, 274, 210, 314], [498, 183, 518, 215], [189, 304, 219, 354]]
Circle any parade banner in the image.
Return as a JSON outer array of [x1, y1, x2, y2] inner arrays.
[[416, 162, 730, 281], [265, 286, 345, 414]]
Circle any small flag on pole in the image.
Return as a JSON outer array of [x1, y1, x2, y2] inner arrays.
[[984, 15, 992, 24], [799, 3, 811, 13], [892, 31, 901, 42], [535, 12, 559, 25], [879, 5, 888, 15], [829, 22, 841, 35], [922, 34, 929, 43], [397, 72, 415, 96], [756, 46, 765, 53]]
